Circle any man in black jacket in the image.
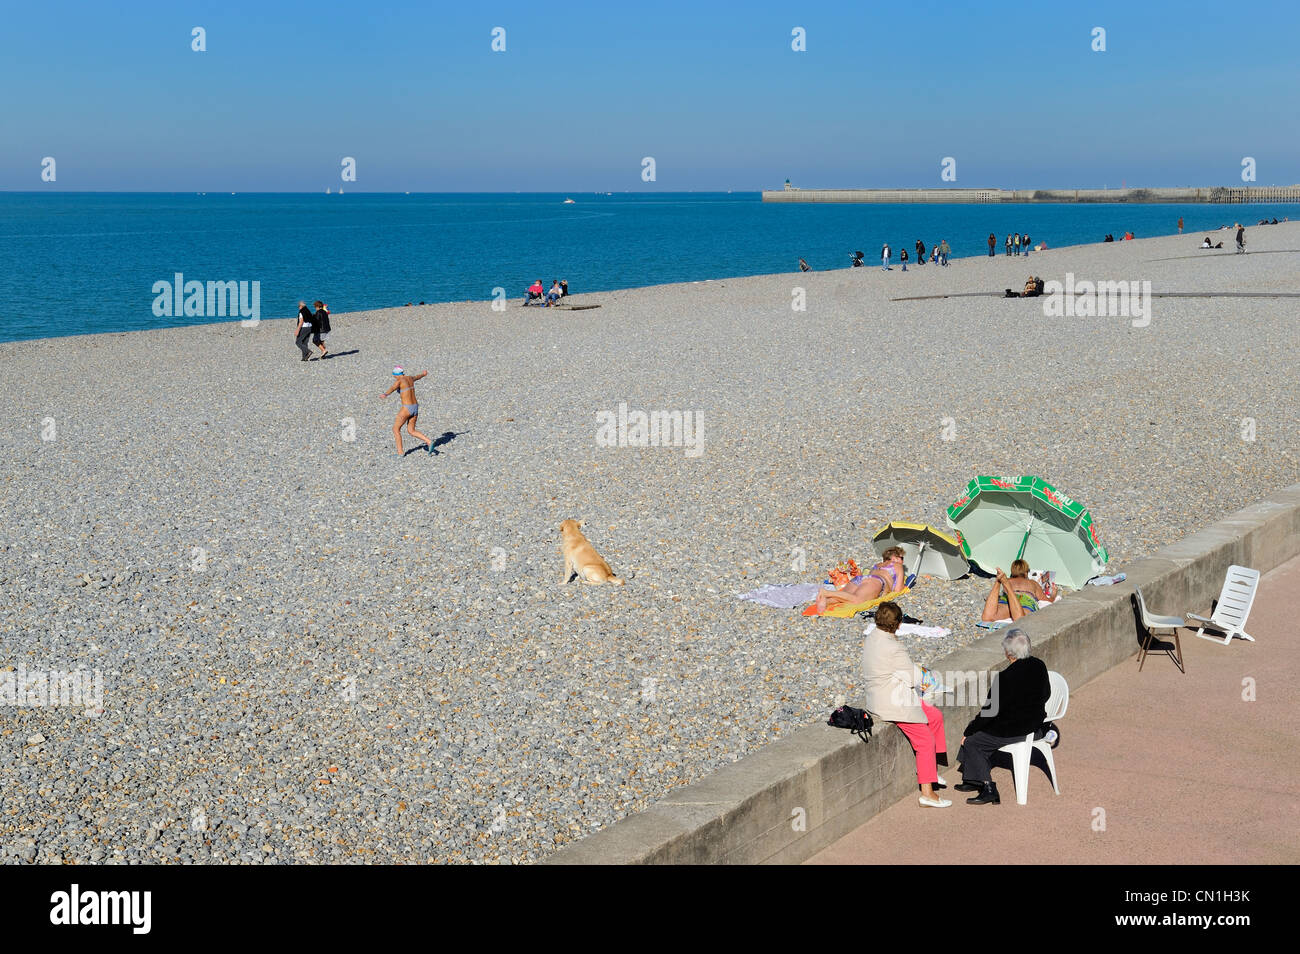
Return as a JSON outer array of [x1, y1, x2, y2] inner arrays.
[[954, 629, 1050, 805], [312, 301, 331, 358]]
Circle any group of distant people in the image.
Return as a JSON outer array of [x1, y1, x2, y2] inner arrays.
[[811, 233, 1043, 272], [868, 239, 953, 271], [796, 209, 1287, 272], [993, 232, 1032, 256], [526, 278, 569, 306], [1195, 224, 1253, 252]]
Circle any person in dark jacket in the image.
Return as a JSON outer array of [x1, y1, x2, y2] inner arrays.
[[954, 629, 1051, 805], [294, 301, 315, 362], [988, 233, 996, 256], [312, 300, 331, 358], [915, 239, 926, 266]]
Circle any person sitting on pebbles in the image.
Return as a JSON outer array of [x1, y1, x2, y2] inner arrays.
[[980, 559, 1048, 622], [813, 547, 906, 614]]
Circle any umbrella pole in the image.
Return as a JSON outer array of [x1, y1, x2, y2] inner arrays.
[[906, 541, 926, 588], [1016, 514, 1035, 563]]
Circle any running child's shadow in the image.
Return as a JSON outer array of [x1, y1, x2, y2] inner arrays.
[[429, 430, 466, 456]]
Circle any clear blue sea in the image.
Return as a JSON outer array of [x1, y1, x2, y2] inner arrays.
[[1, 192, 1296, 343]]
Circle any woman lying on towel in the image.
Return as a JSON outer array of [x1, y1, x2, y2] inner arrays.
[[980, 559, 1048, 622], [813, 547, 907, 614]]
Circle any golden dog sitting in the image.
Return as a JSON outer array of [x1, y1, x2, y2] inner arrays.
[[559, 519, 624, 585]]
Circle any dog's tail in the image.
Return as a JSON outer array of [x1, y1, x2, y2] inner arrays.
[[609, 575, 625, 586]]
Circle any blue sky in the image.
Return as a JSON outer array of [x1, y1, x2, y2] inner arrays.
[[3, 0, 1297, 191]]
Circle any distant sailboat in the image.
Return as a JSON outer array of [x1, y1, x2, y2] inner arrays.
[[326, 187, 331, 194], [339, 187, 344, 195]]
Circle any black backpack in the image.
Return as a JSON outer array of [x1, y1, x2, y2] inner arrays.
[[827, 705, 873, 742]]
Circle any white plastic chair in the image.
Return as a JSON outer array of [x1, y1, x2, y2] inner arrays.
[[1134, 586, 1186, 673], [1189, 565, 1259, 646], [998, 671, 1069, 806]]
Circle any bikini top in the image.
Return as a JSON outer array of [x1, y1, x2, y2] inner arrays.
[[871, 561, 902, 592]]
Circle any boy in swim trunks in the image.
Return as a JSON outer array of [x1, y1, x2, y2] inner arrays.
[[813, 547, 907, 613], [380, 366, 433, 455]]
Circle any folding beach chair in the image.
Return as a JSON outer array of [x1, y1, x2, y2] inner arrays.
[[1134, 586, 1186, 673], [1189, 565, 1259, 646]]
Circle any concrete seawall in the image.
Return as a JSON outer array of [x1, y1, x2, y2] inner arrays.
[[547, 481, 1300, 864], [761, 186, 1300, 204]]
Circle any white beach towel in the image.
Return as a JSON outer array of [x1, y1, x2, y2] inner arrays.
[[861, 623, 951, 639], [898, 623, 951, 638], [737, 583, 823, 608]]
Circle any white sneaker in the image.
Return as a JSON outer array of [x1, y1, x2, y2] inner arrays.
[[919, 795, 951, 808]]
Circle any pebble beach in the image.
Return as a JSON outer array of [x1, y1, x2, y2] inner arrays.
[[2, 222, 1297, 864]]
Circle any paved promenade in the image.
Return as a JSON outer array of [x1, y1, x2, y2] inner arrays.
[[809, 555, 1300, 865]]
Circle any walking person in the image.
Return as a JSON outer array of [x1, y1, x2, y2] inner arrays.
[[1005, 234, 1013, 256], [1178, 216, 1184, 234], [915, 239, 926, 266], [294, 301, 315, 362], [1013, 232, 1021, 256], [381, 367, 434, 456], [1022, 233, 1031, 256], [312, 300, 331, 358], [939, 239, 951, 266], [1236, 225, 1247, 253], [881, 243, 892, 270], [899, 247, 908, 271], [988, 233, 996, 256]]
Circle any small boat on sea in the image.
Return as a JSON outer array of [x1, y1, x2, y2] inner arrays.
[[563, 198, 575, 204]]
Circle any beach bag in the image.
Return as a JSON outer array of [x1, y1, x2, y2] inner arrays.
[[827, 704, 873, 740]]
